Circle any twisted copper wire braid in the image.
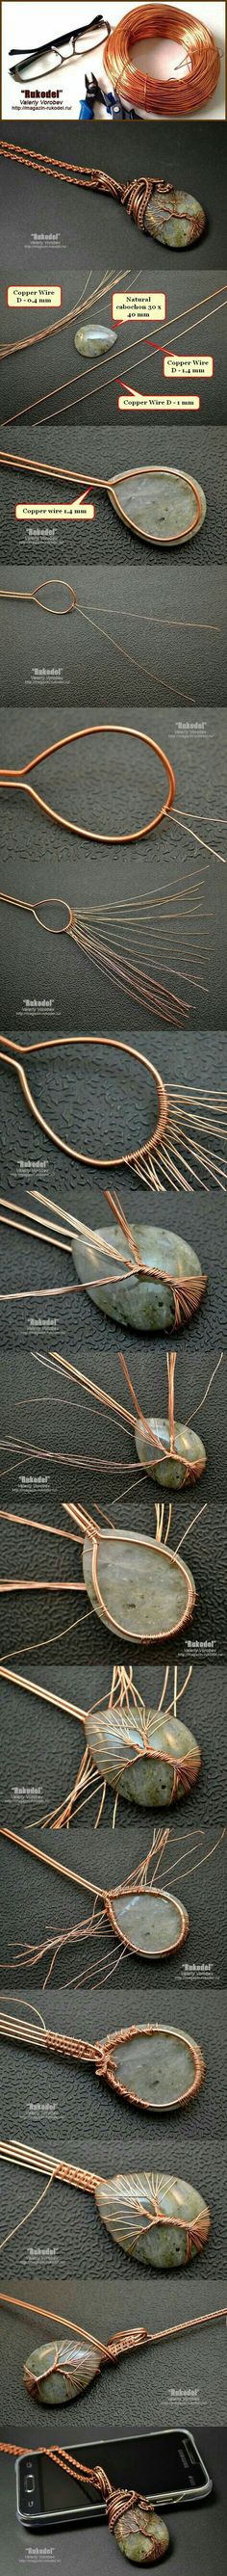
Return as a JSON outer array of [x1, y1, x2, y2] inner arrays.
[[0, 140, 178, 229], [104, 6, 220, 116]]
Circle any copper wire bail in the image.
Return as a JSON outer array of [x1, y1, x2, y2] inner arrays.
[[104, 6, 221, 116]]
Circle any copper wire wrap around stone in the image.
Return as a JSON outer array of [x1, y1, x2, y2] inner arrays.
[[104, 6, 220, 116]]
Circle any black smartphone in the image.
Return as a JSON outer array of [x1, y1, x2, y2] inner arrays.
[[16, 2430, 213, 2531]]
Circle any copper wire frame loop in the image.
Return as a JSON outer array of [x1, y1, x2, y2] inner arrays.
[[0, 722, 175, 847], [106, 1887, 189, 1957], [0, 1036, 168, 1172], [100, 2018, 206, 2111], [0, 453, 205, 550], [104, 7, 220, 117], [33, 581, 78, 616], [90, 1527, 196, 1642], [0, 582, 78, 614]]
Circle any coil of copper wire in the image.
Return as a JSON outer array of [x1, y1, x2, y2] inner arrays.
[[104, 7, 221, 117]]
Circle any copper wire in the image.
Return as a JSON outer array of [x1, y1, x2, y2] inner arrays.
[[0, 268, 126, 364], [0, 446, 205, 555], [0, 722, 175, 849], [4, 282, 227, 430], [104, 7, 220, 116], [0, 867, 208, 1027], [0, 1033, 226, 1189]]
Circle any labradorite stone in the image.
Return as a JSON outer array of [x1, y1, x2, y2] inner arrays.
[[74, 325, 116, 356], [110, 1888, 188, 1957], [144, 189, 206, 252], [115, 2508, 169, 2563], [83, 1527, 194, 1643], [109, 2025, 202, 2111], [110, 469, 207, 546], [85, 1701, 201, 1809], [135, 1417, 206, 1488], [24, 2336, 100, 2404], [71, 1222, 204, 1334], [94, 2171, 210, 2269]]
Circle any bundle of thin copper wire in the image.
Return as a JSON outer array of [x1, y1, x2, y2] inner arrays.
[[104, 6, 220, 116]]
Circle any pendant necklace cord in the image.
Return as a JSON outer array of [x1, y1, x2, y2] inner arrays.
[[0, 140, 207, 228], [0, 2293, 226, 2360]]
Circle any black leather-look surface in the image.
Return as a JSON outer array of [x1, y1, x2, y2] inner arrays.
[[0, 1188, 225, 1352], [0, 2110, 226, 2280], [0, 704, 226, 1031], [0, 2278, 226, 2439], [0, 1819, 226, 1986], [0, 1661, 226, 1833], [1, 263, 226, 429], [0, 1979, 226, 2159], [1, 2433, 227, 2576], [0, 424, 225, 563], [1, 118, 226, 267], [0, 564, 226, 708]]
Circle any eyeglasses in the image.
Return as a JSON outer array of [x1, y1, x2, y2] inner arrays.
[[10, 19, 111, 82]]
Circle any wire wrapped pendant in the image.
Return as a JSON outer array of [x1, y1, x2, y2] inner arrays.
[[81, 1662, 201, 1818]]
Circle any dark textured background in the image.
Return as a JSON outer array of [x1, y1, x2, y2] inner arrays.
[[0, 564, 226, 706], [1, 2432, 227, 2576], [0, 703, 226, 1031], [0, 1338, 225, 1491], [0, 1814, 226, 1983], [0, 424, 225, 562], [0, 1504, 224, 1669], [0, 1189, 225, 1351], [0, 119, 226, 267], [0, 2105, 226, 2280], [1, 264, 226, 429], [0, 2278, 226, 2437], [0, 1023, 226, 1189], [0, 1979, 226, 2170], [0, 1660, 226, 1832]]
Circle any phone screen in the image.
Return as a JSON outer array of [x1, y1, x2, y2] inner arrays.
[[17, 2430, 211, 2528]]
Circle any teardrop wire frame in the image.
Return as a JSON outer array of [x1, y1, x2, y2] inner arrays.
[[0, 1658, 201, 1830], [0, 1036, 226, 1191], [0, 1817, 224, 1983], [64, 1492, 204, 1647], [0, 454, 206, 551], [0, 1184, 209, 1323], [104, 6, 220, 117], [0, 1816, 191, 1972], [0, 581, 78, 617], [0, 1486, 208, 1642], [0, 1988, 206, 2111], [0, 723, 175, 846]]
